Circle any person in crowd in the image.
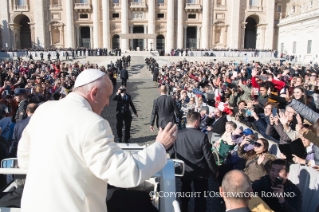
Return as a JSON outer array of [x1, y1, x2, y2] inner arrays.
[[17, 69, 178, 212], [150, 85, 180, 131], [9, 103, 37, 157], [120, 66, 129, 87], [0, 174, 25, 208], [113, 86, 138, 143], [252, 159, 302, 212], [206, 108, 227, 143], [169, 111, 218, 212], [220, 170, 252, 212], [13, 88, 29, 123], [214, 121, 237, 148], [238, 138, 276, 182]]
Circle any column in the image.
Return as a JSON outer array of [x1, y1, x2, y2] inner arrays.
[[266, 0, 275, 49], [230, 0, 241, 49], [129, 25, 133, 49], [148, 0, 155, 50], [197, 26, 201, 49], [90, 26, 93, 48], [144, 25, 148, 50], [184, 26, 187, 48], [261, 27, 266, 49], [102, 0, 110, 49], [166, 0, 174, 53], [201, 0, 210, 49], [121, 0, 129, 50], [212, 25, 216, 47], [76, 26, 80, 47], [224, 27, 228, 48], [177, 0, 184, 49], [0, 0, 11, 48], [66, 0, 75, 47], [241, 23, 246, 49], [34, 0, 46, 47], [92, 0, 100, 48]]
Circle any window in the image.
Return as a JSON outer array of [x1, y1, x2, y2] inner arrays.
[[113, 0, 119, 3], [52, 0, 59, 4], [188, 0, 196, 3], [157, 0, 164, 3], [188, 14, 196, 19], [157, 13, 164, 18], [112, 13, 119, 18], [277, 5, 282, 12], [307, 40, 312, 54], [281, 43, 284, 53], [80, 14, 88, 19], [17, 0, 26, 6], [79, 0, 88, 3], [250, 0, 258, 7], [293, 41, 296, 54]]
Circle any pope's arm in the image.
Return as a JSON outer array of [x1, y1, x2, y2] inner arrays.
[[17, 125, 31, 170], [83, 119, 167, 188]]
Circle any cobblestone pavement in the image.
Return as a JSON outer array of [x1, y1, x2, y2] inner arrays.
[[101, 57, 225, 212]]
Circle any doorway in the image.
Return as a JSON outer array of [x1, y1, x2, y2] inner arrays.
[[244, 17, 257, 49], [80, 27, 91, 48], [132, 26, 144, 50], [186, 27, 197, 48], [19, 16, 32, 49]]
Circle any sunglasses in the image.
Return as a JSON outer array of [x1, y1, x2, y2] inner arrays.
[[254, 142, 263, 148]]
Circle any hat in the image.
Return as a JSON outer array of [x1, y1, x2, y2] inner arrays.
[[74, 69, 106, 89], [242, 128, 254, 136], [14, 88, 26, 96]]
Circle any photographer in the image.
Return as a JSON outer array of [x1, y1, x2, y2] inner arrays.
[[113, 86, 138, 143], [252, 159, 302, 212]]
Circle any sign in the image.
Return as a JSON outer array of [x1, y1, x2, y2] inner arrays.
[[119, 34, 157, 39]]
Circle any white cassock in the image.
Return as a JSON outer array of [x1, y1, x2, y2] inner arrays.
[[18, 92, 167, 212]]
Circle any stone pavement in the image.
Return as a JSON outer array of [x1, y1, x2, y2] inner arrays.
[[101, 57, 226, 211]]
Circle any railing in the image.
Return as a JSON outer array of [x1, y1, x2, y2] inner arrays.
[[113, 3, 120, 7], [185, 3, 201, 11], [215, 4, 226, 9], [49, 4, 62, 10], [247, 6, 263, 11], [74, 3, 92, 10], [13, 5, 28, 11], [130, 2, 147, 10], [157, 3, 166, 7]]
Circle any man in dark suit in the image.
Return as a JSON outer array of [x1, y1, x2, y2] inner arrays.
[[150, 85, 180, 131], [169, 112, 218, 212], [13, 88, 29, 123], [9, 103, 38, 157], [220, 170, 252, 212], [153, 64, 159, 86], [120, 67, 129, 86], [206, 108, 227, 143], [113, 86, 138, 143]]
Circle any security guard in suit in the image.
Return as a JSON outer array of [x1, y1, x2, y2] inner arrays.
[[40, 52, 44, 62], [113, 86, 138, 143], [13, 88, 29, 123]]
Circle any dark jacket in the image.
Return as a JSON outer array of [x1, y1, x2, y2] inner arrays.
[[0, 187, 23, 208], [252, 175, 302, 212], [112, 94, 137, 115], [169, 128, 218, 180], [153, 67, 159, 81], [15, 99, 29, 123], [207, 115, 227, 135], [9, 116, 31, 157], [150, 95, 180, 129], [120, 69, 128, 79], [227, 207, 251, 212]]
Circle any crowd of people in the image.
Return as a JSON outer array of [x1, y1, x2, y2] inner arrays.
[[0, 52, 318, 211], [149, 57, 319, 211]]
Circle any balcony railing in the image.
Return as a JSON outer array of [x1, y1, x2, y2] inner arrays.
[[157, 3, 166, 8], [215, 4, 226, 10], [247, 6, 263, 11], [13, 5, 29, 12], [113, 3, 120, 8], [74, 3, 92, 12], [49, 4, 62, 10], [130, 2, 147, 10], [185, 3, 201, 12]]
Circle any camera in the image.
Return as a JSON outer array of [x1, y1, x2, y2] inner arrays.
[[274, 176, 283, 188], [247, 138, 255, 144], [120, 88, 126, 93]]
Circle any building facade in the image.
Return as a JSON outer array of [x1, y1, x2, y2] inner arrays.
[[277, 0, 319, 62], [0, 0, 281, 53]]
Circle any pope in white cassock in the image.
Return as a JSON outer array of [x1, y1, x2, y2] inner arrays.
[[17, 69, 178, 212]]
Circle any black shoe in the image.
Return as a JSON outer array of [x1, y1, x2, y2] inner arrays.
[[118, 138, 122, 143]]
